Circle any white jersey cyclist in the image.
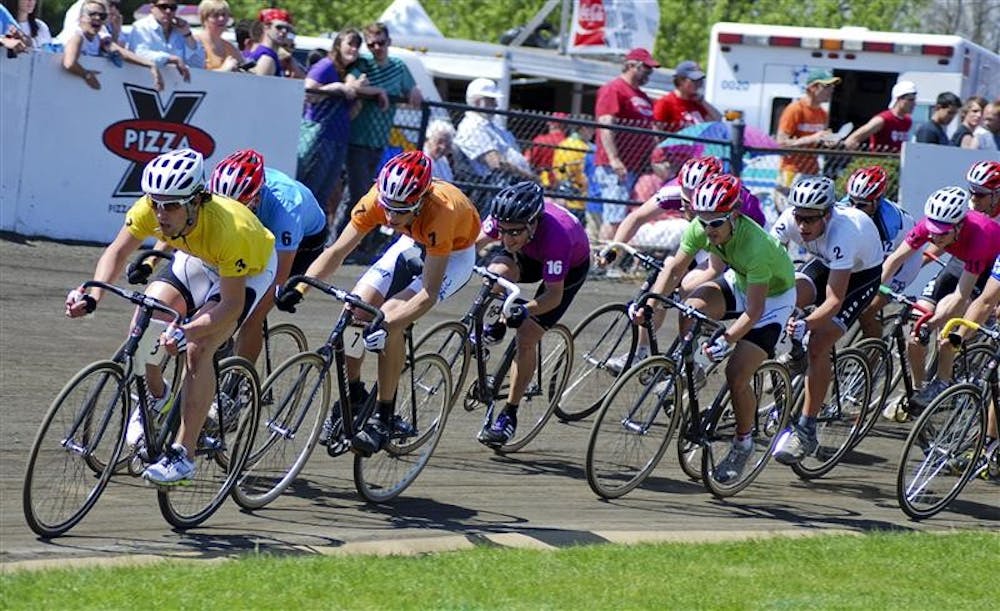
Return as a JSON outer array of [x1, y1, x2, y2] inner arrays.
[[771, 204, 883, 272]]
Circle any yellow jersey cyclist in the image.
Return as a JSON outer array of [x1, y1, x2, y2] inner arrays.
[[769, 176, 883, 466], [275, 150, 481, 457], [475, 181, 591, 446], [65, 148, 277, 485], [632, 174, 796, 483], [208, 149, 328, 365]]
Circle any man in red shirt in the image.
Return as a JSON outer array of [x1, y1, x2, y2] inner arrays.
[[526, 112, 568, 187], [845, 80, 916, 152], [594, 47, 659, 239], [652, 60, 721, 133]]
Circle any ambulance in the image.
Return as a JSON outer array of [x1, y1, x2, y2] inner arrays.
[[705, 22, 1000, 135]]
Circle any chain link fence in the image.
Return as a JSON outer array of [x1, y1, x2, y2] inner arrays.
[[382, 100, 902, 260]]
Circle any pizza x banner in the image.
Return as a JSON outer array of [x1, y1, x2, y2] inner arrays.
[[102, 84, 216, 197]]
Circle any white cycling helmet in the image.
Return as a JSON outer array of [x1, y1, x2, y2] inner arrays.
[[141, 148, 205, 199], [788, 175, 835, 210], [923, 186, 969, 225]]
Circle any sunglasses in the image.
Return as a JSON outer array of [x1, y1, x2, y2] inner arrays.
[[367, 38, 388, 48], [149, 193, 194, 212], [379, 198, 419, 215], [929, 225, 956, 237], [154, 3, 178, 11], [793, 212, 825, 225], [849, 196, 874, 208], [969, 187, 993, 197], [695, 213, 731, 229], [497, 225, 529, 237], [86, 10, 108, 19]]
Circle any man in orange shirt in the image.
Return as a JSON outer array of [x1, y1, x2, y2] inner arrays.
[[276, 151, 480, 456], [776, 68, 840, 190]]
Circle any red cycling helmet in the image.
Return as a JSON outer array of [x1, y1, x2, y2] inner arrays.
[[846, 165, 888, 202], [966, 160, 1000, 194], [691, 174, 742, 213], [377, 150, 433, 208], [679, 155, 723, 197], [210, 149, 265, 205]]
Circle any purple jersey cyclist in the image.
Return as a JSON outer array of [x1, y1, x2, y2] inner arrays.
[[475, 182, 591, 448]]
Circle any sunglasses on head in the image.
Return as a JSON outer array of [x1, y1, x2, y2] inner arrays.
[[154, 3, 178, 11], [793, 212, 825, 224], [695, 213, 731, 229], [497, 225, 529, 237]]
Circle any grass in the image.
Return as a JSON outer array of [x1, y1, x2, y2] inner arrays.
[[2, 531, 997, 610]]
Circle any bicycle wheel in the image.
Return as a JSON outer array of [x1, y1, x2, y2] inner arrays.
[[792, 348, 872, 479], [702, 361, 793, 498], [556, 302, 637, 422], [232, 352, 329, 510], [897, 383, 986, 520], [414, 320, 470, 408], [259, 322, 308, 379], [23, 360, 127, 538], [496, 324, 574, 453], [158, 357, 260, 529], [586, 355, 681, 499], [354, 353, 452, 503], [849, 338, 892, 448], [676, 408, 704, 481]]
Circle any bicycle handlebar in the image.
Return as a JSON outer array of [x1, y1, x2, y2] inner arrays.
[[597, 241, 663, 271], [285, 275, 386, 329], [635, 290, 723, 333], [81, 280, 183, 324], [878, 284, 934, 334], [940, 317, 1000, 342], [472, 266, 522, 318]]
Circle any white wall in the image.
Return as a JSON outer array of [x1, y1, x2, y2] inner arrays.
[[1, 52, 302, 243]]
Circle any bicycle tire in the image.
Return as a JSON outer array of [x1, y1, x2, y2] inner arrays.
[[414, 320, 470, 408], [585, 355, 681, 499], [896, 383, 986, 520], [23, 360, 127, 538], [354, 353, 452, 503], [259, 322, 308, 379], [232, 351, 329, 510], [158, 356, 260, 529], [792, 348, 873, 479], [496, 324, 574, 454], [555, 302, 637, 422], [849, 338, 892, 448], [702, 361, 793, 498]]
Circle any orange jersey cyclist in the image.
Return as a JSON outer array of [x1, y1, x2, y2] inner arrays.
[[276, 150, 481, 456]]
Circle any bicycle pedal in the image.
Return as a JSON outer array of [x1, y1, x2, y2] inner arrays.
[[327, 438, 351, 457]]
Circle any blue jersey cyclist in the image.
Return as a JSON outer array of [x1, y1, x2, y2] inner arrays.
[[840, 165, 917, 339], [475, 182, 591, 446], [209, 149, 327, 365]]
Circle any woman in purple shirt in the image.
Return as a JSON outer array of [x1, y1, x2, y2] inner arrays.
[[475, 182, 591, 447]]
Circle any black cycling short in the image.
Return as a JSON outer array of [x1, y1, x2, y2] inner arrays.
[[497, 250, 589, 329], [919, 256, 990, 304], [798, 259, 882, 332], [716, 276, 783, 359], [290, 227, 330, 277]]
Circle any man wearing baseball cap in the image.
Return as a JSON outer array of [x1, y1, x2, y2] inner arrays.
[[776, 68, 841, 189], [653, 60, 722, 132], [845, 80, 916, 152], [593, 47, 660, 238]]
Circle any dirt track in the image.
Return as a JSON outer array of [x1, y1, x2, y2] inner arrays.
[[1, 236, 995, 569]]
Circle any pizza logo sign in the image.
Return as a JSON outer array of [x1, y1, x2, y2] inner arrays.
[[102, 84, 216, 197]]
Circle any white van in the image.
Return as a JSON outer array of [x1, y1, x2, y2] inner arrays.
[[705, 22, 1000, 135]]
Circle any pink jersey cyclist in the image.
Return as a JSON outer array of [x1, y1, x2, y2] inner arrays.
[[906, 210, 1000, 276]]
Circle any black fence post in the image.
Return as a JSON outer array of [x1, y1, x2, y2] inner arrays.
[[730, 118, 745, 177], [416, 102, 431, 151]]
